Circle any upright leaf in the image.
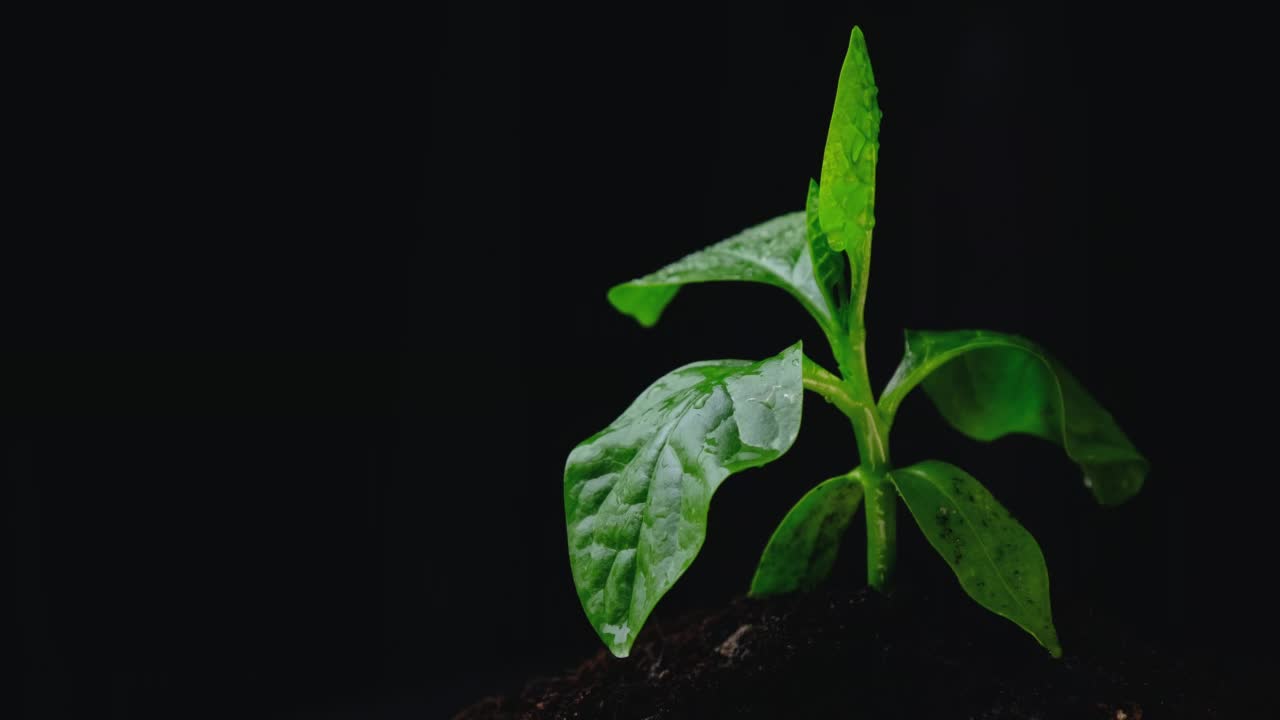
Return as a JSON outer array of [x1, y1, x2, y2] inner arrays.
[[750, 470, 863, 597], [805, 178, 848, 326], [890, 460, 1061, 657], [819, 26, 881, 326], [608, 212, 838, 334], [565, 343, 804, 657], [880, 330, 1147, 506]]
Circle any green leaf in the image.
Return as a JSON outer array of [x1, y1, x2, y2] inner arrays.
[[564, 343, 805, 657], [890, 460, 1062, 657], [805, 178, 848, 326], [749, 470, 863, 597], [819, 25, 881, 326], [607, 212, 838, 334], [880, 329, 1147, 506]]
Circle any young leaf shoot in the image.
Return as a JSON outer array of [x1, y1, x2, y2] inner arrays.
[[564, 26, 1147, 660]]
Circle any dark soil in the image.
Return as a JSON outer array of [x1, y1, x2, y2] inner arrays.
[[455, 584, 1261, 719]]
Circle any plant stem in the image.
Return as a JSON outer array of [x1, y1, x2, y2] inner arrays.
[[858, 468, 897, 592], [837, 330, 886, 462], [803, 360, 884, 467], [803, 323, 898, 593], [839, 323, 898, 592], [801, 356, 886, 466], [843, 322, 897, 590]]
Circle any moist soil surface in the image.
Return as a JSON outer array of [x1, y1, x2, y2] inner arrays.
[[456, 583, 1259, 719]]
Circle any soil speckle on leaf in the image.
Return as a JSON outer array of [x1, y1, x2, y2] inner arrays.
[[455, 584, 1255, 719]]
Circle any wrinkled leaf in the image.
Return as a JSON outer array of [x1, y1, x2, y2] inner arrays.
[[565, 343, 805, 657], [890, 460, 1061, 657], [750, 470, 863, 597], [607, 212, 838, 333], [819, 26, 881, 325], [805, 178, 848, 326], [881, 329, 1147, 506]]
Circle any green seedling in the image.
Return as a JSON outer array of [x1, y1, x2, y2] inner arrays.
[[563, 26, 1147, 659]]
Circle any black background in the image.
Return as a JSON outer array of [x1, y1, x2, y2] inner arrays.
[[10, 2, 1274, 718]]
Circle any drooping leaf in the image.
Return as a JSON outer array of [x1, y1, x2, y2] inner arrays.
[[607, 212, 838, 334], [890, 460, 1062, 657], [750, 470, 863, 597], [565, 343, 805, 657], [818, 25, 881, 326], [880, 329, 1147, 506], [805, 178, 848, 326]]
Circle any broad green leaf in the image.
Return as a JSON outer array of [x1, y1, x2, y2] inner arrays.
[[880, 329, 1147, 506], [890, 460, 1062, 657], [805, 178, 848, 326], [818, 25, 881, 325], [749, 470, 863, 597], [565, 343, 805, 657], [608, 212, 838, 333]]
